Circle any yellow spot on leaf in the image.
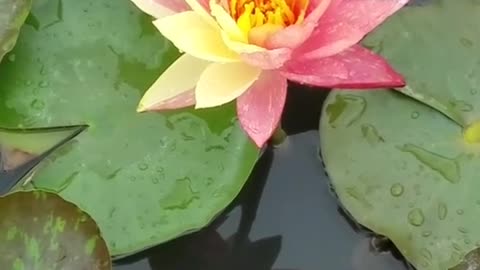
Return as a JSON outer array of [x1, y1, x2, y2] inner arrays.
[[464, 121, 480, 144]]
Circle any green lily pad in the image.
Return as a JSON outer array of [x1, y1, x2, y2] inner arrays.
[[0, 125, 86, 193], [0, 0, 31, 62], [0, 190, 111, 269], [320, 1, 480, 270], [0, 0, 258, 257]]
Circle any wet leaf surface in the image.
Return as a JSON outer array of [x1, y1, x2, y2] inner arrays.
[[0, 190, 111, 269], [0, 0, 259, 257], [0, 0, 31, 62], [320, 1, 480, 269]]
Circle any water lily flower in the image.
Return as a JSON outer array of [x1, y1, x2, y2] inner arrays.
[[132, 0, 408, 147]]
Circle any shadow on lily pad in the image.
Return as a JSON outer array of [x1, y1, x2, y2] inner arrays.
[[0, 190, 111, 269]]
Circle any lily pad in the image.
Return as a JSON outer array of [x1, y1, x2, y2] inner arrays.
[[0, 125, 87, 194], [0, 0, 258, 257], [320, 1, 480, 270], [0, 190, 111, 269], [0, 0, 31, 62]]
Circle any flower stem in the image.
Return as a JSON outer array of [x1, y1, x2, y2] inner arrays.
[[270, 125, 287, 146]]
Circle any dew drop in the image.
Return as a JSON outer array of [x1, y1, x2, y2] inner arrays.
[[361, 124, 384, 145], [458, 227, 468, 234], [411, 111, 420, 119], [137, 163, 148, 171], [465, 238, 471, 244], [30, 99, 45, 110], [453, 243, 462, 251], [129, 176, 136, 182], [151, 177, 159, 184], [471, 89, 478, 95], [326, 94, 367, 128], [390, 183, 404, 197], [397, 144, 460, 184], [422, 231, 432, 237], [408, 208, 425, 226], [456, 209, 464, 215], [421, 248, 432, 260], [438, 202, 448, 220], [450, 100, 473, 112], [24, 80, 32, 86], [38, 81, 50, 88]]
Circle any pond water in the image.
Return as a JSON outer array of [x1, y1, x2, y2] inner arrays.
[[113, 87, 412, 270]]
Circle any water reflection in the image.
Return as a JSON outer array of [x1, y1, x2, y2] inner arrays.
[[114, 87, 412, 270]]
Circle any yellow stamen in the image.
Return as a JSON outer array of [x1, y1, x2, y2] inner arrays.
[[230, 0, 309, 35]]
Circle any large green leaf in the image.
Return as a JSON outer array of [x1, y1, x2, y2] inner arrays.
[[320, 1, 480, 270], [0, 0, 259, 257], [0, 0, 31, 62], [0, 190, 111, 269]]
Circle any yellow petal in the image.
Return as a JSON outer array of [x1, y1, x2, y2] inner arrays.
[[209, 0, 247, 42], [130, 0, 176, 18], [137, 54, 210, 112], [184, 0, 217, 26], [153, 12, 240, 62], [220, 31, 267, 54], [195, 62, 262, 108]]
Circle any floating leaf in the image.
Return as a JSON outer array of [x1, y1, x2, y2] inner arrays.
[[0, 0, 258, 257], [0, 125, 87, 194], [0, 190, 111, 269], [320, 1, 480, 270], [0, 0, 31, 62]]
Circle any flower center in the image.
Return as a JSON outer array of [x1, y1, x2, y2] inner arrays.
[[229, 0, 308, 34]]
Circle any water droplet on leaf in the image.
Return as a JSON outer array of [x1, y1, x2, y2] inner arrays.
[[137, 163, 148, 171], [422, 231, 432, 237], [361, 124, 384, 145], [408, 208, 425, 226], [38, 81, 49, 88], [438, 202, 448, 220], [390, 183, 404, 197], [450, 100, 473, 112], [398, 144, 460, 183], [30, 99, 45, 110], [411, 111, 420, 119], [326, 94, 366, 128]]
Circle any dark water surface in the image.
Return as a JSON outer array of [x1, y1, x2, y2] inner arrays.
[[113, 87, 410, 270]]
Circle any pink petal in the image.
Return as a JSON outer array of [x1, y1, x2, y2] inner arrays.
[[153, 0, 191, 11], [265, 0, 331, 50], [144, 89, 196, 111], [237, 71, 288, 147], [240, 48, 292, 70], [281, 45, 405, 89], [131, 0, 211, 18], [294, 0, 408, 59]]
